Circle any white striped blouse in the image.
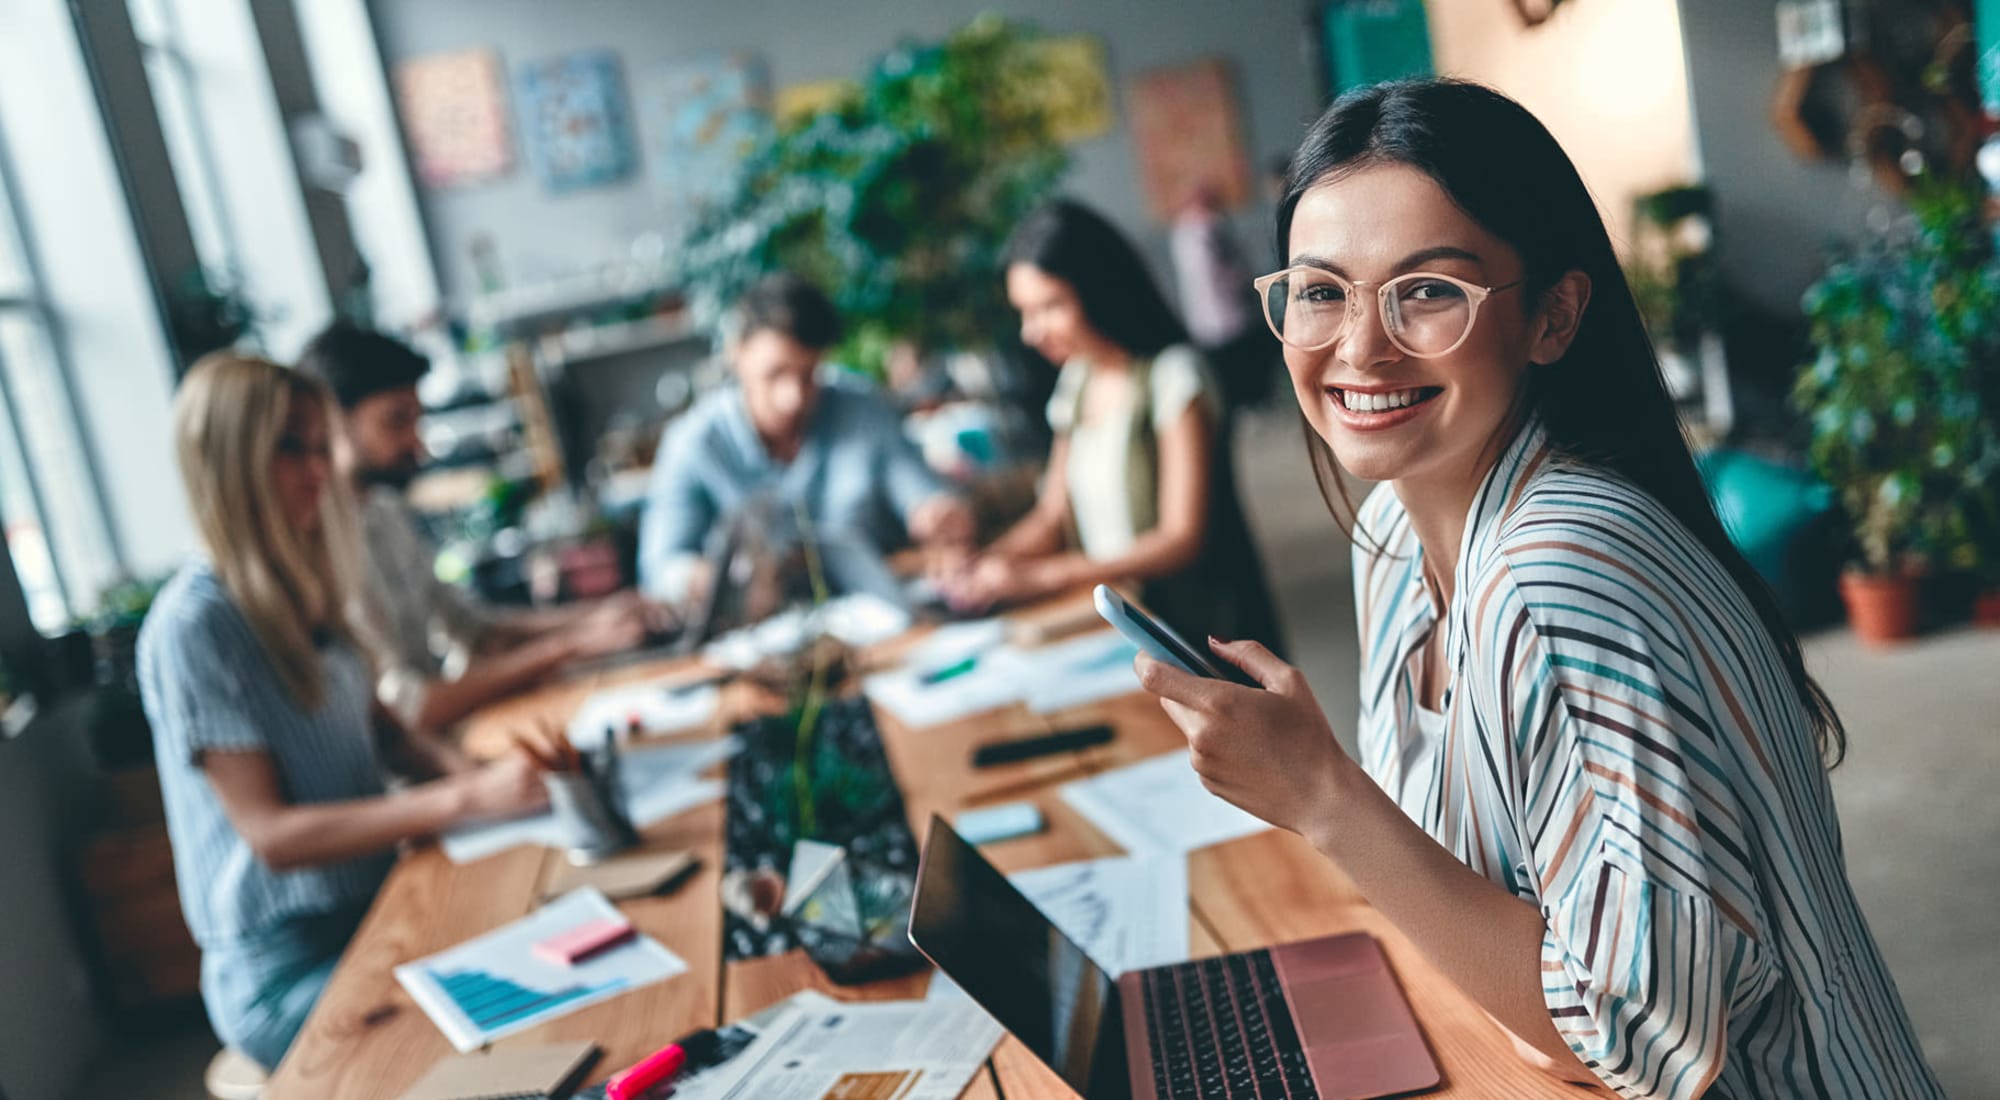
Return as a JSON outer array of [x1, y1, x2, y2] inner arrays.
[[1351, 421, 1943, 1099]]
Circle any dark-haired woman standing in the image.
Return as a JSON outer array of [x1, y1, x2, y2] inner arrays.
[[946, 199, 1281, 649], [1139, 81, 1942, 1098]]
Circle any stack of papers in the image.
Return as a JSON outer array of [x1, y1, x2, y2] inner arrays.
[[395, 888, 686, 1052], [1061, 750, 1272, 856], [440, 738, 738, 864], [671, 994, 1002, 1100], [862, 627, 1143, 728]]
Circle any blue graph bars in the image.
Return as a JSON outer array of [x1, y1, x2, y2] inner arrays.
[[430, 967, 622, 1031]]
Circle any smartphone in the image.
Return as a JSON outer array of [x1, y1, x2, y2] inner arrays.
[[1092, 585, 1260, 688]]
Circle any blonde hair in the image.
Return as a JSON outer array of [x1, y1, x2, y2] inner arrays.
[[174, 353, 368, 709]]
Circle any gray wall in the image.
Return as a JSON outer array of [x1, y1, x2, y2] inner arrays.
[[363, 0, 1324, 307], [1676, 0, 1888, 320]]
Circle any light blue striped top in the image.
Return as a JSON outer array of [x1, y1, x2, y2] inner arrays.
[[137, 563, 393, 949], [1352, 421, 1942, 1099]]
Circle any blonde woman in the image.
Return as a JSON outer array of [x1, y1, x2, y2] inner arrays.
[[137, 354, 550, 1072]]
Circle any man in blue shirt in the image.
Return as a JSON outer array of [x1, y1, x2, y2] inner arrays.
[[638, 274, 973, 602]]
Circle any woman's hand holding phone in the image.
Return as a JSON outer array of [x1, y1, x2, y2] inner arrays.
[[1134, 637, 1357, 842]]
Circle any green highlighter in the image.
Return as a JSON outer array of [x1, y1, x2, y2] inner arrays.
[[917, 654, 979, 685]]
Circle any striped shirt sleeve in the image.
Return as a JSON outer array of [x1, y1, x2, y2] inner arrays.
[[152, 600, 270, 760], [1470, 522, 1778, 1099]]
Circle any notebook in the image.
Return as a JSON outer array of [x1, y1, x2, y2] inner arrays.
[[536, 848, 698, 902], [395, 1041, 601, 1100]]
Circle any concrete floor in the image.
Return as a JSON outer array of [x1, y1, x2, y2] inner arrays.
[[72, 401, 2000, 1099]]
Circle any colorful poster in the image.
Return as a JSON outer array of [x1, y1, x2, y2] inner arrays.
[[1036, 35, 1115, 143], [393, 48, 512, 188], [641, 54, 770, 211], [774, 79, 858, 126], [517, 50, 638, 192], [1128, 58, 1253, 221]]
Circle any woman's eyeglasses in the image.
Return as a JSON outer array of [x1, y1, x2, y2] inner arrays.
[[1251, 267, 1522, 359]]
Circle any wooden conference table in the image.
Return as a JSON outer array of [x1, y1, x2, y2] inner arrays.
[[266, 591, 1604, 1099]]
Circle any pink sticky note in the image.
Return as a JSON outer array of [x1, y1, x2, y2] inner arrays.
[[533, 916, 636, 966]]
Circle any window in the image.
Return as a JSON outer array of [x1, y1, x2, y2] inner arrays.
[[129, 0, 247, 314], [0, 136, 123, 633]]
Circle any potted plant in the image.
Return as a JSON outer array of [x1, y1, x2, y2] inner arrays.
[[1793, 180, 2000, 642], [675, 15, 1070, 378]]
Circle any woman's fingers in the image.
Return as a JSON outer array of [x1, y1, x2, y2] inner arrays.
[[1208, 638, 1302, 693], [1134, 652, 1219, 711]]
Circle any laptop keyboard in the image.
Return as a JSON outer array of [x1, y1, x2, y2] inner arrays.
[[1139, 950, 1320, 1099]]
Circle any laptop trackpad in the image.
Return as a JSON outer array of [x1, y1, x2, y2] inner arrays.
[[1285, 973, 1409, 1043]]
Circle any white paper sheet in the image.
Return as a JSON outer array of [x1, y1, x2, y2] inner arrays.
[[566, 682, 719, 746], [1010, 854, 1190, 974], [1016, 629, 1142, 713], [702, 593, 911, 670], [927, 853, 1189, 1009], [440, 739, 737, 864], [863, 627, 1144, 729], [394, 888, 687, 1052], [861, 648, 1028, 728], [1060, 750, 1272, 856], [673, 997, 1002, 1100]]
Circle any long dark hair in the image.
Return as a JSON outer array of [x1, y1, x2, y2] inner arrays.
[[1279, 79, 1846, 764], [1004, 198, 1189, 359]]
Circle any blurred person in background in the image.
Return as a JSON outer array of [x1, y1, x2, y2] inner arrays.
[[139, 354, 555, 1073], [638, 273, 974, 605], [945, 198, 1282, 649], [299, 323, 654, 734]]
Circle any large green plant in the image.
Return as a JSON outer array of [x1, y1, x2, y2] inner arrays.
[[1793, 181, 2000, 575], [675, 16, 1070, 376]]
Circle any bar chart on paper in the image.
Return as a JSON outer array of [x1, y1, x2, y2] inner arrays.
[[395, 888, 687, 1050], [425, 967, 622, 1033]]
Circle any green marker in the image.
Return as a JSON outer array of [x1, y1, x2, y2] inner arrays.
[[919, 655, 979, 685]]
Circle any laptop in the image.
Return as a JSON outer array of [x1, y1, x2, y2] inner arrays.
[[908, 816, 1441, 1099]]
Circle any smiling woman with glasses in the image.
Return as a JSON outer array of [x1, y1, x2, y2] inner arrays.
[[1134, 79, 1944, 1099]]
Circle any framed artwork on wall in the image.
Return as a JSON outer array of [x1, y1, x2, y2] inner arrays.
[[640, 54, 770, 230], [394, 48, 513, 188], [517, 50, 638, 193], [1128, 58, 1251, 221]]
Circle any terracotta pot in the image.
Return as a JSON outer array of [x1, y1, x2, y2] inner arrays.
[[1839, 571, 1922, 645], [1974, 590, 2000, 628]]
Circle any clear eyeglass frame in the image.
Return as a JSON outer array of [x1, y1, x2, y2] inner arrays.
[[1250, 267, 1524, 359]]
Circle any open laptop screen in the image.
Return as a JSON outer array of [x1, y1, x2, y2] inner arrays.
[[908, 816, 1129, 1098]]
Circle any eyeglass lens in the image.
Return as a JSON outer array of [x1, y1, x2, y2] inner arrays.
[[1262, 271, 1474, 356]]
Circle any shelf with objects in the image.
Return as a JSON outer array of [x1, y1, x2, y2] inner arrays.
[[406, 258, 708, 608]]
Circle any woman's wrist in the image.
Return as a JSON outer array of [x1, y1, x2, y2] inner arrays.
[[1302, 750, 1377, 858]]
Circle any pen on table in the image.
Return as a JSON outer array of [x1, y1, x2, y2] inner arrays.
[[918, 654, 979, 686]]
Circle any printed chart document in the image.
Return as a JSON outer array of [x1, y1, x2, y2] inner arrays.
[[930, 854, 1189, 1005], [395, 888, 686, 1051], [1011, 854, 1189, 974], [674, 997, 1002, 1100], [440, 739, 736, 864], [1061, 750, 1272, 855]]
